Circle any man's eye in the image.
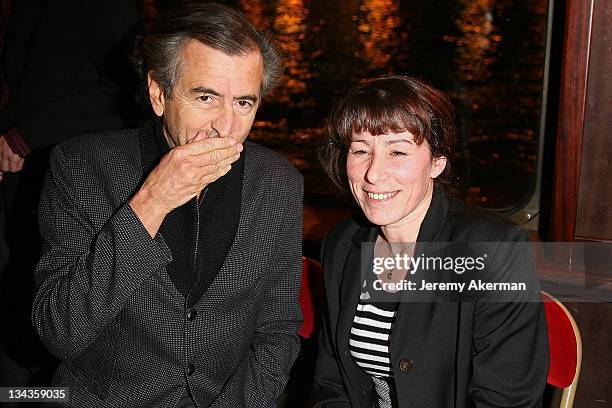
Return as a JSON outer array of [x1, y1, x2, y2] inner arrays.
[[198, 95, 213, 103], [237, 100, 253, 108]]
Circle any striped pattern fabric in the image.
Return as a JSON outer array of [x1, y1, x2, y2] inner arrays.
[[350, 301, 396, 377], [350, 300, 398, 407]]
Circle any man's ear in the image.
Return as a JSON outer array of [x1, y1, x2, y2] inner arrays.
[[148, 73, 165, 117], [431, 156, 447, 179]]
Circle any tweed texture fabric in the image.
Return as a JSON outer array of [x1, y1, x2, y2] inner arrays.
[[32, 124, 304, 407]]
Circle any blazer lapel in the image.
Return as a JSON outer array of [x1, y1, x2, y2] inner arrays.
[[336, 224, 378, 407], [415, 186, 449, 244], [392, 186, 458, 369]]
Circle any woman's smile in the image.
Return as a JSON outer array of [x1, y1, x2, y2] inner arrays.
[[365, 190, 399, 202]]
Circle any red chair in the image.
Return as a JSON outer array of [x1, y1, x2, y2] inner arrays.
[[298, 256, 323, 339], [542, 291, 582, 408]]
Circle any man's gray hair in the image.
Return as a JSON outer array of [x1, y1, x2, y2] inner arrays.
[[141, 2, 282, 98]]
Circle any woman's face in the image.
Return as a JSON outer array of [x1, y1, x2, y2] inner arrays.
[[346, 130, 447, 228]]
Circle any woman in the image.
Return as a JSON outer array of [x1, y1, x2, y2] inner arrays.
[[313, 75, 548, 408]]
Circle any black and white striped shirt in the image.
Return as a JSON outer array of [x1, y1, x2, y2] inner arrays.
[[350, 298, 399, 408]]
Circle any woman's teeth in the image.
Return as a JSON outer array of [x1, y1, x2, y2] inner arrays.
[[367, 191, 397, 200]]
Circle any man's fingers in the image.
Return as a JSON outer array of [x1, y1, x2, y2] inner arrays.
[[152, 137, 241, 207], [197, 150, 240, 169], [1, 153, 10, 172], [198, 159, 234, 180], [209, 148, 223, 164], [216, 152, 240, 169], [8, 155, 23, 172], [188, 143, 241, 168], [200, 163, 232, 185], [183, 136, 241, 155]]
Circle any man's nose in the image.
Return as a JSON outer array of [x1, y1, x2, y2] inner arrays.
[[364, 153, 388, 184], [211, 103, 235, 137]]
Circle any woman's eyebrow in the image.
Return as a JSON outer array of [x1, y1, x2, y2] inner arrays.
[[386, 138, 413, 145]]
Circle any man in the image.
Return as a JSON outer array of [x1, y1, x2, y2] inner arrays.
[[32, 3, 303, 407]]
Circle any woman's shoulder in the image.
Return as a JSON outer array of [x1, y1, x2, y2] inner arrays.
[[324, 213, 375, 246], [326, 216, 362, 240], [320, 214, 371, 264], [444, 195, 528, 242]]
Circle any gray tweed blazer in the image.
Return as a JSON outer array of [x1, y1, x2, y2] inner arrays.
[[32, 123, 304, 407]]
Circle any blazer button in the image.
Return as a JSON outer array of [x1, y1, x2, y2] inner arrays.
[[399, 358, 414, 372], [186, 363, 195, 376], [187, 308, 197, 321]]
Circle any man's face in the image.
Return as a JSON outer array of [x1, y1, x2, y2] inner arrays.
[[148, 39, 264, 146]]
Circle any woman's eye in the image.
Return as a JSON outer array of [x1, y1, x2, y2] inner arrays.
[[390, 151, 408, 157], [350, 149, 369, 156]]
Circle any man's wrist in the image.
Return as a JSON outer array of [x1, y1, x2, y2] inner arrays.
[[129, 187, 169, 237]]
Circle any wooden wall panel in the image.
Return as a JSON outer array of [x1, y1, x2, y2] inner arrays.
[[575, 0, 612, 241], [547, 2, 612, 407], [550, 0, 593, 241]]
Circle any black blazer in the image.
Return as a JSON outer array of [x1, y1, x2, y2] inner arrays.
[[313, 188, 548, 408]]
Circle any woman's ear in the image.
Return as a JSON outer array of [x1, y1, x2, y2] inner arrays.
[[431, 156, 447, 179]]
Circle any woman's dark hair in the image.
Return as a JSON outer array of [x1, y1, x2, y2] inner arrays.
[[319, 75, 456, 192], [139, 2, 282, 98]]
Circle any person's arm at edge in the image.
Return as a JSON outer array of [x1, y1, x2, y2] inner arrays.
[[469, 225, 549, 407], [312, 229, 351, 407]]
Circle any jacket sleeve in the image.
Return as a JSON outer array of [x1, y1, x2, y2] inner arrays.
[[312, 311, 351, 407], [32, 145, 172, 360], [469, 226, 549, 407], [212, 170, 304, 407], [312, 233, 351, 408]]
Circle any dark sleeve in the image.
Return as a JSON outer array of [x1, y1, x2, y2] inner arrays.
[[32, 145, 172, 360], [469, 226, 549, 407], [312, 233, 351, 408]]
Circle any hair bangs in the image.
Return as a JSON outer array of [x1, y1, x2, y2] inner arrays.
[[335, 87, 428, 145]]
